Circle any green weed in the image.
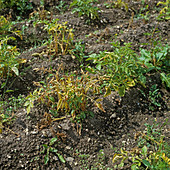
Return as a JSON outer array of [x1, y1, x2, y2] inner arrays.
[[157, 0, 170, 20], [140, 84, 162, 111], [113, 120, 170, 169], [0, 0, 33, 19], [104, 0, 128, 12], [41, 137, 65, 164], [138, 43, 170, 88], [70, 0, 100, 23], [0, 37, 26, 95]]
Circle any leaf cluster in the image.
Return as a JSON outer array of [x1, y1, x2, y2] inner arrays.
[[0, 37, 20, 79], [25, 68, 104, 122], [113, 0, 129, 12], [70, 0, 100, 23], [43, 19, 74, 56], [41, 137, 65, 164], [0, 15, 22, 39], [157, 0, 170, 20], [113, 120, 170, 169], [86, 42, 145, 96], [104, 0, 128, 12], [0, 0, 33, 19], [138, 43, 170, 88]]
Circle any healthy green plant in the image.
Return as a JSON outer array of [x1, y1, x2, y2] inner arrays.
[[114, 0, 128, 12], [0, 0, 33, 19], [113, 120, 170, 169], [104, 0, 128, 12], [24, 67, 105, 123], [139, 84, 162, 111], [0, 37, 26, 95], [55, 0, 68, 14], [41, 136, 65, 164], [70, 0, 100, 23], [136, 11, 150, 24], [0, 94, 25, 133], [70, 40, 87, 67], [0, 94, 25, 114], [86, 42, 146, 96], [157, 0, 170, 20], [138, 43, 170, 88]]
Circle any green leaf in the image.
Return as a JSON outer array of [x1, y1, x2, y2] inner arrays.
[[27, 106, 31, 114], [5, 90, 14, 93], [142, 159, 151, 168], [49, 96, 55, 102], [118, 86, 125, 97], [24, 101, 30, 107], [160, 73, 170, 88], [141, 145, 147, 156], [49, 147, 58, 153], [96, 63, 101, 70], [50, 137, 58, 146], [57, 153, 66, 163], [1, 82, 6, 89], [44, 154, 49, 164]]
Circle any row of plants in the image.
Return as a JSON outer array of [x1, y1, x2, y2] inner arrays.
[[0, 0, 169, 22], [0, 0, 169, 168]]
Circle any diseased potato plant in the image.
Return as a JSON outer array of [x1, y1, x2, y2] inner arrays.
[[44, 19, 74, 56], [25, 67, 104, 123], [0, 15, 22, 39], [157, 0, 170, 20]]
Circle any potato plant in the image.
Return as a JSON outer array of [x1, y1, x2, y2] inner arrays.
[[25, 67, 105, 123]]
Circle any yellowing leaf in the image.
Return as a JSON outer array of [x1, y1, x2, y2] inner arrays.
[[112, 153, 123, 164], [104, 86, 111, 97], [95, 103, 105, 112], [96, 98, 103, 102], [19, 58, 27, 63], [57, 99, 63, 111]]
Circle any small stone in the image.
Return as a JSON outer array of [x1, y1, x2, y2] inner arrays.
[[110, 113, 116, 119], [87, 138, 91, 142], [122, 141, 126, 144], [16, 137, 21, 141], [31, 131, 38, 135], [53, 156, 58, 161], [65, 146, 71, 150], [7, 155, 11, 159], [66, 157, 74, 162]]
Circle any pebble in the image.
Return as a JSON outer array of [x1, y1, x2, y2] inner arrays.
[[66, 146, 71, 150], [53, 156, 58, 161], [7, 155, 11, 159], [30, 131, 38, 135], [110, 113, 116, 119], [66, 157, 74, 162], [87, 138, 91, 142]]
